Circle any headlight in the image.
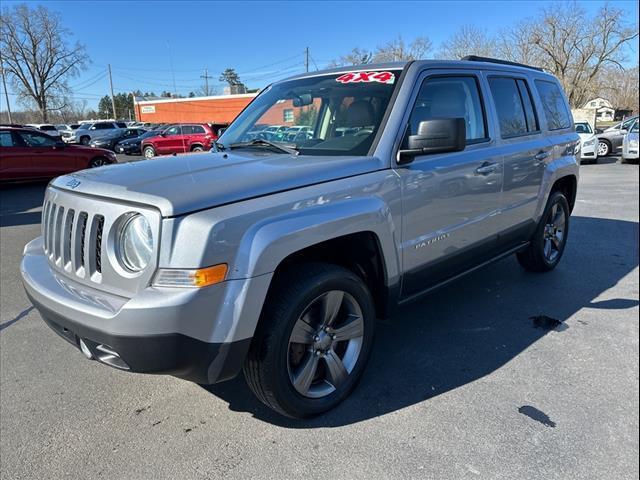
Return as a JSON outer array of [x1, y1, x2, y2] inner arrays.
[[630, 139, 638, 149], [117, 214, 153, 272], [584, 138, 597, 147]]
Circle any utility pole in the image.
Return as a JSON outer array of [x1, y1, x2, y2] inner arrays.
[[305, 47, 309, 73], [108, 64, 117, 120], [0, 52, 12, 124], [200, 68, 213, 96]]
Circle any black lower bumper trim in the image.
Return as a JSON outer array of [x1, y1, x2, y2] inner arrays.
[[34, 301, 250, 385]]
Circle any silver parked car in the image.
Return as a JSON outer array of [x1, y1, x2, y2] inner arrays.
[[596, 115, 638, 156], [21, 57, 579, 418], [63, 121, 128, 145], [621, 119, 638, 163]]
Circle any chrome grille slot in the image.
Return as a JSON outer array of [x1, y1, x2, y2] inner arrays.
[[94, 215, 105, 274], [53, 206, 64, 263], [76, 212, 88, 272], [62, 209, 75, 268], [47, 202, 57, 256], [42, 201, 51, 253]]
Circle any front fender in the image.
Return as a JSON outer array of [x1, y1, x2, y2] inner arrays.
[[236, 196, 401, 286]]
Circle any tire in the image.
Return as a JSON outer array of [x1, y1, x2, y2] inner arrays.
[[191, 145, 204, 152], [597, 139, 611, 157], [243, 263, 375, 418], [143, 145, 156, 159], [517, 191, 570, 272], [88, 157, 109, 168], [80, 136, 90, 146]]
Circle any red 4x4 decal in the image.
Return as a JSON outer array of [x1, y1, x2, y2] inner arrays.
[[336, 71, 395, 84]]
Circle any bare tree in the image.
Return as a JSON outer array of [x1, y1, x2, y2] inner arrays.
[[495, 20, 542, 67], [437, 25, 497, 60], [598, 65, 639, 111], [329, 47, 373, 67], [507, 2, 638, 107], [0, 4, 88, 122], [373, 36, 432, 62]]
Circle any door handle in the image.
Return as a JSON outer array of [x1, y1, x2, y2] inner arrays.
[[475, 161, 499, 175], [534, 151, 551, 162]]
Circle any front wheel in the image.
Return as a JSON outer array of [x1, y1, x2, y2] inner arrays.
[[244, 263, 375, 418], [143, 146, 156, 159], [517, 191, 570, 272], [597, 140, 611, 157]]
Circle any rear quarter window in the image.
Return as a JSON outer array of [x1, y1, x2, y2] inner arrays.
[[535, 80, 572, 131]]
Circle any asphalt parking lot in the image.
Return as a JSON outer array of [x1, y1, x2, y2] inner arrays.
[[1, 159, 638, 480]]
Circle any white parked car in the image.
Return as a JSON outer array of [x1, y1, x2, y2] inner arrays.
[[621, 119, 638, 163], [25, 123, 62, 138], [575, 122, 599, 164]]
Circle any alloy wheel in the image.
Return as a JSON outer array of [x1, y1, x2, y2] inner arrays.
[[543, 203, 566, 263], [597, 141, 609, 157], [287, 290, 364, 399]]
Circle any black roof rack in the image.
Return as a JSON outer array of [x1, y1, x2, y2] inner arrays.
[[461, 55, 544, 72]]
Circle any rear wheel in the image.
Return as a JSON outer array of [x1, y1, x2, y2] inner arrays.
[[80, 136, 90, 146], [143, 146, 156, 159], [244, 263, 375, 418], [517, 191, 570, 272], [597, 140, 611, 157], [88, 157, 108, 168], [191, 145, 204, 152]]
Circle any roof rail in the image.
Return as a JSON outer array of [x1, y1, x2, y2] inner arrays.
[[461, 55, 544, 72]]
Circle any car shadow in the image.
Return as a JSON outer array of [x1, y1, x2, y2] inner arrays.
[[0, 181, 47, 227], [201, 215, 639, 427]]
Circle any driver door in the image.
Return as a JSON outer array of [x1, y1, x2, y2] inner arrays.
[[395, 71, 505, 299]]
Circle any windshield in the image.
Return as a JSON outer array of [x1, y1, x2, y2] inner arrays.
[[78, 123, 91, 130], [575, 122, 592, 134], [218, 70, 401, 156], [631, 121, 639, 133]]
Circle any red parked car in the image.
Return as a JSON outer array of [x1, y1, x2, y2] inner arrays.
[[0, 127, 117, 182], [140, 123, 216, 159]]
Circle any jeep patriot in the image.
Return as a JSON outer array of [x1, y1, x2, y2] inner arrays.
[[21, 57, 579, 418]]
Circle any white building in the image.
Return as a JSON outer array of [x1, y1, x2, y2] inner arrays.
[[582, 97, 615, 121]]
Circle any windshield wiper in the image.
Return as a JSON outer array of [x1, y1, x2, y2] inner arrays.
[[228, 138, 299, 156]]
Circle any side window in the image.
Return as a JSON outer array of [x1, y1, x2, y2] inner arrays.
[[489, 77, 539, 138], [408, 75, 487, 142], [165, 126, 181, 136], [535, 80, 572, 131], [182, 126, 194, 135], [0, 131, 15, 147], [17, 132, 56, 147], [192, 125, 205, 134], [622, 117, 637, 131], [516, 79, 539, 132]]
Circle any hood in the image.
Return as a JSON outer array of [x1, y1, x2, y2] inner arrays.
[[50, 151, 384, 217], [578, 132, 596, 142]]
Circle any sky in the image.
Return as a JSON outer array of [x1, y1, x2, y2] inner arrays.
[[2, 0, 639, 111]]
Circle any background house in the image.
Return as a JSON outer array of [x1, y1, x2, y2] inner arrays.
[[583, 97, 615, 121]]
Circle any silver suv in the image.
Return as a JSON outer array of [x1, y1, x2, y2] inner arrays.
[[21, 57, 579, 418]]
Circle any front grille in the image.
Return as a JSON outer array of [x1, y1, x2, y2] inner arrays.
[[40, 187, 159, 297], [43, 201, 103, 278]]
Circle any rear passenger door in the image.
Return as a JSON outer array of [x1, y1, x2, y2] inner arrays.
[[486, 75, 550, 231], [397, 71, 505, 298]]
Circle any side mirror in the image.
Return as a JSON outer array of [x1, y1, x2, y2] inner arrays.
[[397, 118, 466, 165], [217, 127, 226, 136], [54, 141, 66, 149], [160, 132, 167, 137]]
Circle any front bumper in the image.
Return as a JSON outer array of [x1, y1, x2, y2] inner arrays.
[[20, 237, 265, 384], [580, 141, 598, 160]]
